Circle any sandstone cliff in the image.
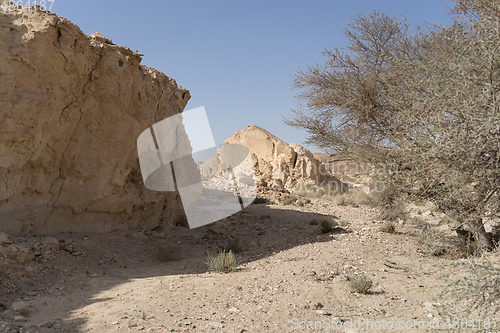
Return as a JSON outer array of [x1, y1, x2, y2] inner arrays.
[[0, 9, 190, 234], [225, 125, 343, 190]]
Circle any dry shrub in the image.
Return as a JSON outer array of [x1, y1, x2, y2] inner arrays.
[[379, 221, 396, 234], [206, 251, 237, 273], [282, 195, 298, 205], [348, 274, 373, 294]]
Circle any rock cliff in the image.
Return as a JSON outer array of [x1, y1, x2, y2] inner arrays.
[[225, 125, 343, 190], [0, 9, 190, 234]]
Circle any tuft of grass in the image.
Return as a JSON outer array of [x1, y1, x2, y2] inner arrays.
[[282, 195, 298, 205], [339, 219, 350, 227], [206, 250, 237, 273], [379, 221, 397, 234], [217, 238, 244, 254], [348, 274, 373, 294]]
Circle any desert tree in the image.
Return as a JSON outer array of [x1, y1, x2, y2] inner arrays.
[[286, 2, 500, 252]]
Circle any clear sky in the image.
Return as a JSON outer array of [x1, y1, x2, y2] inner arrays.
[[51, 0, 454, 152]]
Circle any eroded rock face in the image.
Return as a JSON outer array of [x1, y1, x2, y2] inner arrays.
[[0, 9, 190, 234], [225, 125, 341, 189]]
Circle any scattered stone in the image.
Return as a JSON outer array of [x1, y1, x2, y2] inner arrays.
[[315, 310, 331, 316], [12, 301, 31, 315], [37, 321, 52, 328], [90, 32, 106, 43], [42, 237, 60, 251], [14, 315, 26, 322], [0, 232, 11, 244]]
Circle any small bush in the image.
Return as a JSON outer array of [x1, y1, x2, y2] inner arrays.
[[282, 195, 298, 205], [217, 238, 244, 254], [379, 221, 396, 234], [332, 190, 372, 207], [253, 197, 269, 204], [339, 219, 350, 227], [317, 188, 326, 197], [320, 218, 335, 234], [155, 242, 182, 262], [348, 274, 373, 294], [206, 250, 237, 273], [296, 198, 310, 206], [415, 225, 465, 258]]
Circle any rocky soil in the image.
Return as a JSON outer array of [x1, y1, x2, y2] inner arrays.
[[1, 191, 495, 333]]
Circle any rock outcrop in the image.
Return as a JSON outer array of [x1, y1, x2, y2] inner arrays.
[[0, 9, 190, 234], [225, 125, 343, 190]]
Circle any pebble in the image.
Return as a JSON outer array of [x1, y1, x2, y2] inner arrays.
[[0, 232, 11, 244]]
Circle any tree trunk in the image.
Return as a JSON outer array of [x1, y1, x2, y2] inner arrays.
[[468, 217, 494, 253]]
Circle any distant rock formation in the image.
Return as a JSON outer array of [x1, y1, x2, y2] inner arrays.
[[0, 9, 190, 234], [225, 125, 345, 190]]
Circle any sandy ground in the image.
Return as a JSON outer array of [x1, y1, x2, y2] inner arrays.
[[0, 196, 497, 333]]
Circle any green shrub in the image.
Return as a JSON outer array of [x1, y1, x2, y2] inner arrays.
[[348, 274, 373, 294], [206, 250, 237, 273]]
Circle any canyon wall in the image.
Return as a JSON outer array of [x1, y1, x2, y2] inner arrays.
[[0, 9, 190, 234]]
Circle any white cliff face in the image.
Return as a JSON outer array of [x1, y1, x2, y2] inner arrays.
[[0, 9, 190, 234], [225, 125, 343, 190]]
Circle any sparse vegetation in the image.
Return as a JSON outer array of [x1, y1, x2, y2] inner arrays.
[[379, 221, 396, 234], [206, 250, 238, 273], [295, 182, 372, 208], [282, 195, 298, 205], [415, 225, 466, 258], [319, 218, 334, 234], [444, 260, 500, 317], [286, 1, 500, 253], [348, 274, 373, 294], [339, 219, 350, 227], [253, 197, 269, 204], [309, 219, 319, 225]]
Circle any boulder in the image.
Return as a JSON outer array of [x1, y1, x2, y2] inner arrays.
[[0, 10, 190, 234]]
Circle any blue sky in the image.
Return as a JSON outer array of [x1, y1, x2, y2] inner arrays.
[[52, 0, 453, 152]]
